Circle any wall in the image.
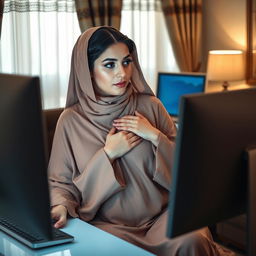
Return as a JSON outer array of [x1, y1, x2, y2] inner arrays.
[[202, 0, 247, 71]]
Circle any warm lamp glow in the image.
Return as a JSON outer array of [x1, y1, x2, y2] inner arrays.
[[207, 50, 245, 90]]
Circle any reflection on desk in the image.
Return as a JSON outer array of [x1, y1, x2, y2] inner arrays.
[[0, 218, 155, 256]]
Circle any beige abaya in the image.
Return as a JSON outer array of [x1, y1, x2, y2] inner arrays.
[[48, 26, 233, 256]]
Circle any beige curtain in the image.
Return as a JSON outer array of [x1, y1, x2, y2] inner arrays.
[[0, 0, 4, 38], [161, 0, 202, 72], [75, 0, 123, 32]]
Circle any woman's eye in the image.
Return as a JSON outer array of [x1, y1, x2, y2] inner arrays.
[[104, 62, 115, 69], [123, 59, 133, 66]]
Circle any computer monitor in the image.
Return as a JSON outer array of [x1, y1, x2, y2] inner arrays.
[[156, 72, 206, 117], [167, 88, 256, 255], [0, 73, 73, 248]]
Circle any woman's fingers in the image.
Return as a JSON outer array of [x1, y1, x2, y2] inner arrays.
[[104, 128, 143, 161], [113, 121, 137, 131], [51, 205, 67, 229], [113, 113, 159, 145], [108, 126, 116, 135], [54, 214, 67, 229], [129, 135, 142, 145], [113, 114, 145, 129], [125, 131, 138, 139], [114, 116, 138, 124], [121, 132, 142, 148]]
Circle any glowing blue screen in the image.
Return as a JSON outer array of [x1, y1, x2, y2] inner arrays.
[[157, 73, 206, 116]]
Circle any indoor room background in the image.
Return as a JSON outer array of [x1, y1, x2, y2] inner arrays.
[[0, 1, 252, 255], [0, 0, 249, 109]]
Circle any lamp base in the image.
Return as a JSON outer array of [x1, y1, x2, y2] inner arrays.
[[222, 81, 229, 91]]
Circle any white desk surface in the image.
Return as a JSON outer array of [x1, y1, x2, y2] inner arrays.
[[0, 218, 155, 256]]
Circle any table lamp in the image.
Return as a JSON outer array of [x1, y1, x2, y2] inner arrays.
[[207, 50, 245, 91]]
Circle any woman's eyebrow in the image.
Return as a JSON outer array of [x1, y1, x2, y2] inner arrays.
[[102, 58, 117, 62], [102, 54, 131, 63], [123, 54, 131, 59]]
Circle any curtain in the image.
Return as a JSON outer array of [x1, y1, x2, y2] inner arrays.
[[0, 0, 178, 108], [161, 0, 202, 72], [0, 0, 4, 37], [75, 0, 122, 32], [120, 0, 178, 92], [0, 0, 81, 109]]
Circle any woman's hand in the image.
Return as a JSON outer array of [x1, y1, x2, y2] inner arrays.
[[113, 111, 160, 146], [51, 205, 68, 229], [104, 127, 142, 162]]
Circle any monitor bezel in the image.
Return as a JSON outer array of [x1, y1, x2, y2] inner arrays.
[[167, 88, 256, 243], [0, 73, 53, 242]]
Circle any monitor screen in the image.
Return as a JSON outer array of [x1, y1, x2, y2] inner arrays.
[[167, 88, 256, 243], [0, 73, 73, 248], [156, 72, 206, 116]]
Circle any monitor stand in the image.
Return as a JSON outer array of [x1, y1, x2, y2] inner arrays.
[[247, 147, 256, 256]]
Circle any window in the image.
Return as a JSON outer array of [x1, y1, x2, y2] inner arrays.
[[0, 0, 177, 109]]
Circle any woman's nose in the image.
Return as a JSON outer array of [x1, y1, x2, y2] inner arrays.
[[116, 65, 126, 78]]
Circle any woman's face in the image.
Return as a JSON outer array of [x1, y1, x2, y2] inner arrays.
[[92, 42, 133, 96]]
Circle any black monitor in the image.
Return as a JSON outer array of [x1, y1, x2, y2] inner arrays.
[[167, 88, 256, 256], [0, 73, 73, 248], [156, 72, 206, 117]]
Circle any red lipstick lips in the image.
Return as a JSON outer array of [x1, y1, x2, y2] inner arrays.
[[114, 81, 126, 88]]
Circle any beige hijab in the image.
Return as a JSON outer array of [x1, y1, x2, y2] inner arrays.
[[65, 26, 154, 131]]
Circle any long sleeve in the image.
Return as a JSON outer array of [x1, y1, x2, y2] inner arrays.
[[48, 109, 125, 221], [73, 148, 125, 221], [48, 114, 81, 218], [151, 98, 177, 190]]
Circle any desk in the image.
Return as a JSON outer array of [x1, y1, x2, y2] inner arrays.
[[0, 218, 155, 256]]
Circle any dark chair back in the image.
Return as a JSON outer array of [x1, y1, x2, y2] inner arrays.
[[43, 108, 64, 157]]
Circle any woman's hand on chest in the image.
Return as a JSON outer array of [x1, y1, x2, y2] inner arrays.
[[112, 111, 160, 147], [103, 127, 142, 162]]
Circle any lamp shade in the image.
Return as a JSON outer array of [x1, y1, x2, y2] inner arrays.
[[207, 50, 245, 81]]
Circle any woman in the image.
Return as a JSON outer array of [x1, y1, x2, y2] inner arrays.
[[48, 26, 232, 256]]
